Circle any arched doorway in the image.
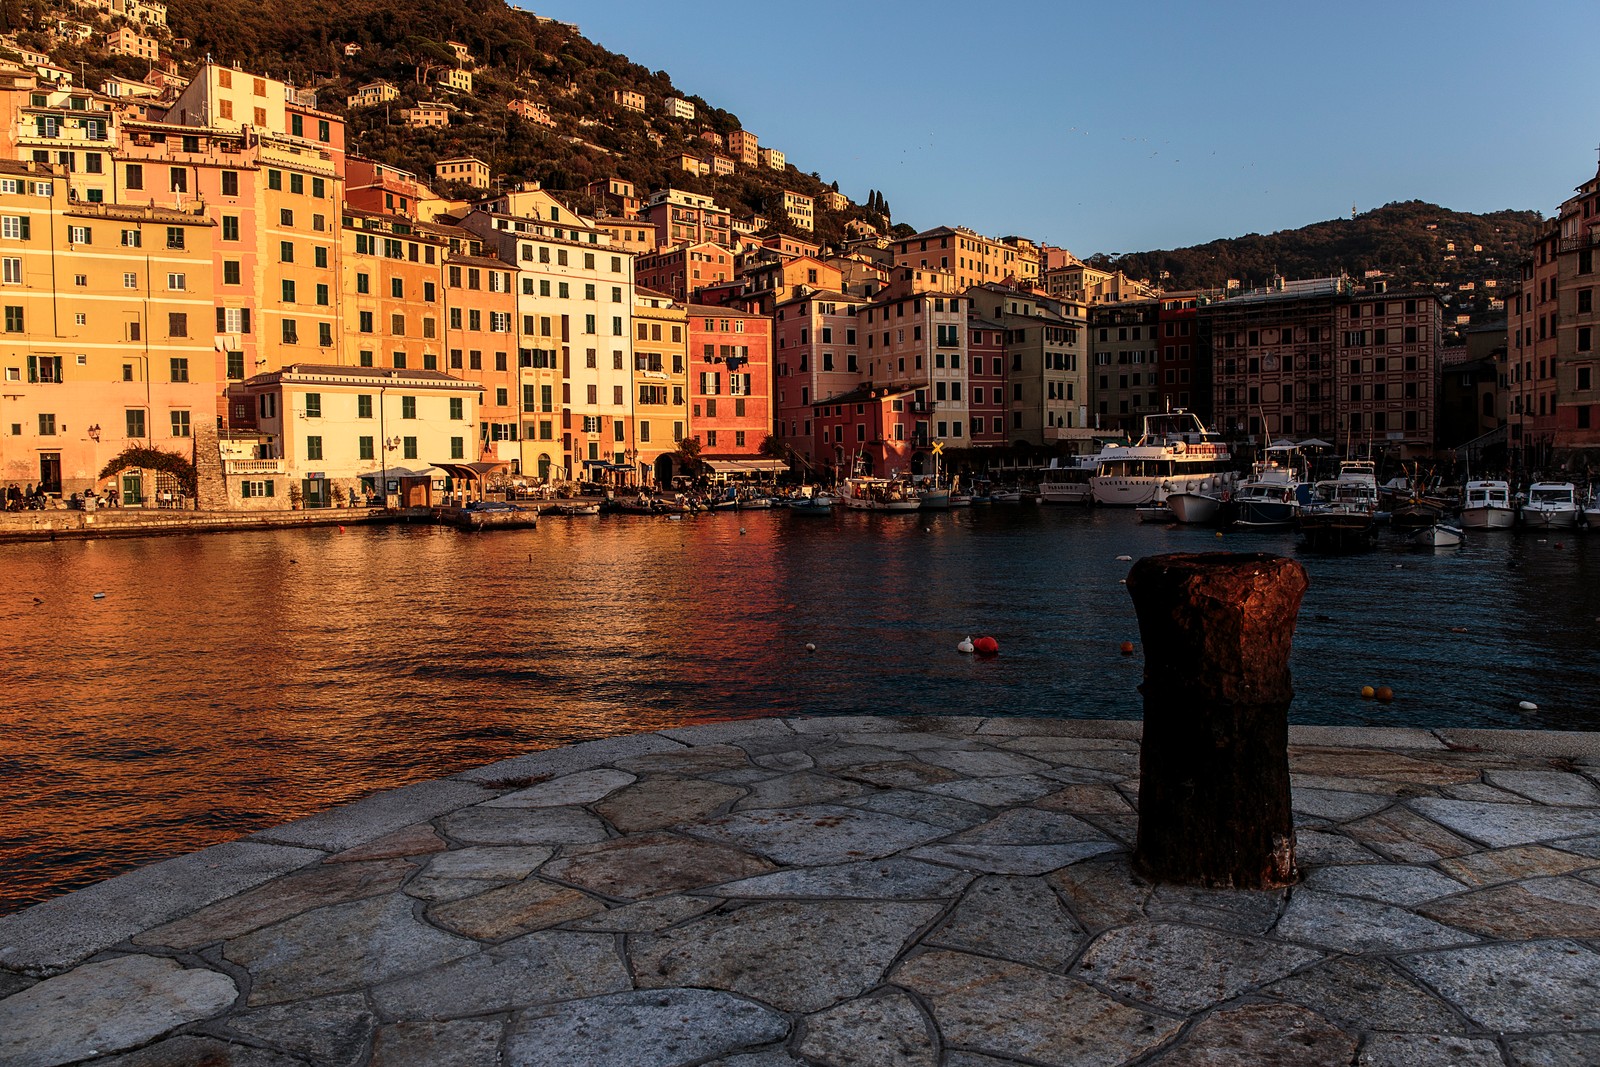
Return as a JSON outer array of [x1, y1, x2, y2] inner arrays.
[[654, 454, 675, 486], [537, 453, 552, 481]]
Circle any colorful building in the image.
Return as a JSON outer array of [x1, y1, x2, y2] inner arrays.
[[635, 242, 732, 303], [631, 287, 688, 485], [772, 288, 868, 472], [686, 303, 772, 470]]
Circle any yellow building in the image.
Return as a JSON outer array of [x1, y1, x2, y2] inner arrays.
[[435, 156, 490, 191], [106, 28, 159, 62], [400, 104, 451, 129], [0, 79, 118, 204], [346, 81, 400, 109], [781, 190, 814, 232], [611, 89, 645, 113], [339, 209, 447, 373], [436, 68, 473, 95], [631, 287, 688, 485], [0, 161, 216, 499]]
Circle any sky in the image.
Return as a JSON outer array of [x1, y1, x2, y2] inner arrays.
[[520, 0, 1600, 257]]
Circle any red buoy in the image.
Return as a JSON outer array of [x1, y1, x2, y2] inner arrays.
[[972, 636, 1000, 656]]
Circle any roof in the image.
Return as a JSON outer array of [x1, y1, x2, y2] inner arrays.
[[812, 382, 922, 408], [686, 303, 765, 319], [247, 364, 481, 389]]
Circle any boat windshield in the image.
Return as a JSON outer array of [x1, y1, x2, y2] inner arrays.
[[1531, 487, 1573, 505]]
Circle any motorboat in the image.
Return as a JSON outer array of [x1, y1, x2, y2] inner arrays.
[[1090, 409, 1238, 506], [1585, 488, 1600, 529], [1163, 477, 1231, 525], [1298, 460, 1382, 551], [1459, 480, 1514, 530], [1038, 454, 1100, 505], [918, 488, 951, 510], [788, 493, 834, 514], [1231, 444, 1313, 529], [1522, 482, 1580, 529], [840, 477, 921, 511], [1413, 523, 1463, 548]]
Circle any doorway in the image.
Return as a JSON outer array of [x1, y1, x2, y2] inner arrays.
[[38, 452, 60, 495]]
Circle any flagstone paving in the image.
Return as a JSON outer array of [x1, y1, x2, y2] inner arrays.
[[2, 716, 1600, 1066]]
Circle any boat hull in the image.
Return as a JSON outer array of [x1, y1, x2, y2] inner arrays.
[[1165, 492, 1222, 525], [1234, 498, 1298, 528], [1522, 508, 1580, 529], [1459, 506, 1514, 530], [1414, 524, 1463, 547]]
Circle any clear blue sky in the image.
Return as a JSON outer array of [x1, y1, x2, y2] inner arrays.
[[520, 1, 1599, 256]]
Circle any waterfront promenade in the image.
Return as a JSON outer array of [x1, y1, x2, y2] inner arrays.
[[2, 715, 1598, 1066]]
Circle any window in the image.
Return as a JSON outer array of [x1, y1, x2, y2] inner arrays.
[[402, 396, 417, 419], [281, 279, 296, 303], [279, 241, 293, 262], [170, 410, 191, 438], [126, 163, 143, 190], [126, 408, 145, 437], [281, 319, 298, 344], [37, 412, 55, 435], [403, 437, 418, 459], [166, 227, 184, 250], [222, 216, 239, 242], [0, 215, 25, 240], [304, 393, 322, 418], [169, 357, 189, 382], [69, 225, 91, 245], [359, 436, 375, 460], [0, 257, 17, 285], [306, 435, 323, 460], [167, 313, 187, 337], [169, 168, 186, 193]]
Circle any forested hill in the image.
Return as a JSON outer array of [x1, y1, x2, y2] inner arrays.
[[148, 0, 888, 241], [1094, 201, 1542, 301]]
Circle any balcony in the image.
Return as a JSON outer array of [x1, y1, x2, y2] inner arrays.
[[224, 458, 285, 475], [1559, 231, 1598, 253]]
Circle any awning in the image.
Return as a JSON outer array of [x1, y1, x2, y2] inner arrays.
[[433, 460, 508, 480], [1297, 438, 1335, 449], [704, 459, 790, 474]]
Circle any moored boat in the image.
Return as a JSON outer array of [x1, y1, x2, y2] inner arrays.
[[1090, 409, 1237, 506], [1231, 445, 1313, 529], [840, 476, 921, 511], [1038, 454, 1100, 506], [1521, 482, 1580, 529], [1413, 523, 1464, 548], [1297, 460, 1382, 551], [1460, 480, 1514, 530]]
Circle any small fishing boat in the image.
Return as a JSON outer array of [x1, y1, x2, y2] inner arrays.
[[841, 477, 921, 511], [1135, 487, 1175, 524], [1414, 523, 1464, 548], [1231, 445, 1312, 529], [918, 488, 952, 510], [1521, 482, 1580, 529], [1585, 488, 1600, 529], [546, 501, 600, 516], [788, 493, 834, 514], [1298, 460, 1382, 551], [1460, 480, 1515, 530]]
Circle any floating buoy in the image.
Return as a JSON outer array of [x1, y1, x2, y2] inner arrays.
[[1360, 685, 1375, 700], [1118, 578, 1127, 584], [92, 592, 105, 600], [957, 636, 975, 654], [739, 527, 747, 535], [1554, 542, 1564, 550], [338, 525, 346, 533], [1119, 641, 1134, 656], [1518, 700, 1539, 712], [1394, 564, 1403, 569], [1215, 531, 1224, 538], [1375, 686, 1394, 704], [805, 643, 816, 653], [1450, 626, 1468, 634], [1115, 555, 1133, 562], [972, 636, 1000, 656]]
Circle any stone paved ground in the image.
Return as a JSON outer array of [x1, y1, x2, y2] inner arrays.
[[3, 716, 1600, 1067]]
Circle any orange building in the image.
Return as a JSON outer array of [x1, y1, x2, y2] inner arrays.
[[686, 304, 773, 467], [340, 209, 447, 374]]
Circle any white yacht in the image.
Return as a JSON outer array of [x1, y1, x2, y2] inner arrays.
[[1089, 410, 1237, 506], [1231, 445, 1313, 529], [1459, 479, 1515, 530], [1522, 482, 1580, 529], [1038, 454, 1100, 505]]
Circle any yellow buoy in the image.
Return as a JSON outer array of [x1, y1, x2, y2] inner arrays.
[[1360, 685, 1375, 700]]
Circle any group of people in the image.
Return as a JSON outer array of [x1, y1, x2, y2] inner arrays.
[[3, 484, 116, 511]]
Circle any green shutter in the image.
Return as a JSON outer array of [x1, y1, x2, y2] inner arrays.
[[26, 354, 36, 382]]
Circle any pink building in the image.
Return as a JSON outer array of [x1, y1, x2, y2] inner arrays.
[[635, 242, 733, 303], [967, 317, 1007, 447], [811, 384, 921, 478], [772, 289, 868, 469], [686, 304, 772, 462]]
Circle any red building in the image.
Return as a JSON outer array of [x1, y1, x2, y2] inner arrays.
[[1156, 291, 1206, 419], [811, 383, 920, 477], [687, 304, 773, 465], [966, 316, 1006, 446], [635, 242, 733, 303]]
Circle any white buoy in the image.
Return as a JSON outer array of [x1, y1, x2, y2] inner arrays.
[[957, 636, 975, 654], [1518, 700, 1539, 712], [805, 642, 816, 652], [92, 592, 106, 599], [1115, 555, 1133, 562]]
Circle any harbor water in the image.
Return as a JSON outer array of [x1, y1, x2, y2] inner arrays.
[[1, 506, 1597, 913]]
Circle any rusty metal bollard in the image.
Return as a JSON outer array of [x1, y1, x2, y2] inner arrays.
[[1125, 551, 1309, 889]]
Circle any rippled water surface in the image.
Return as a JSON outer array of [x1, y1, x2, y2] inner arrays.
[[2, 507, 1597, 912]]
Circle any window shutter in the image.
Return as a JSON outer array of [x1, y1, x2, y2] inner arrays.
[[241, 309, 251, 334], [216, 307, 226, 332], [19, 217, 29, 240], [51, 356, 62, 381], [26, 354, 36, 382]]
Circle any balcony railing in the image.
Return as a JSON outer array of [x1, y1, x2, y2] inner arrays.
[[1559, 231, 1598, 253], [224, 458, 285, 475]]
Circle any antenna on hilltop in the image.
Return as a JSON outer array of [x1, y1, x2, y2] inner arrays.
[[1351, 202, 1357, 220]]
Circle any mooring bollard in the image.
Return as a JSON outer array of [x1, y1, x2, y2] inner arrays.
[[1125, 551, 1309, 889]]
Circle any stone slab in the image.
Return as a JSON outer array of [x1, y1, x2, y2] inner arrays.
[[892, 949, 1179, 1067], [1418, 877, 1600, 939], [454, 732, 686, 784], [0, 840, 322, 974], [1437, 844, 1600, 887], [632, 900, 941, 1013], [371, 1019, 503, 1067], [542, 832, 774, 900], [925, 875, 1085, 969], [436, 805, 610, 846], [1076, 923, 1321, 1013], [427, 878, 605, 941], [480, 768, 637, 808], [1299, 864, 1466, 907], [1400, 939, 1600, 1031], [371, 930, 630, 1020], [686, 805, 948, 866], [251, 780, 493, 851], [1276, 889, 1478, 954], [796, 989, 937, 1067], [507, 987, 789, 1067], [1432, 729, 1600, 761], [710, 858, 973, 900], [1484, 769, 1600, 807], [659, 717, 797, 747], [733, 770, 867, 809], [1408, 798, 1600, 848], [594, 775, 746, 832], [224, 893, 478, 1007], [907, 840, 1120, 875], [92, 1036, 306, 1066], [1262, 956, 1467, 1034], [1287, 726, 1447, 750], [224, 991, 376, 1067], [1357, 1032, 1504, 1067], [421, 845, 555, 881], [327, 823, 449, 863], [1155, 1002, 1357, 1067], [0, 954, 238, 1066]]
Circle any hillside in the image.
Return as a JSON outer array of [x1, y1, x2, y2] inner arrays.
[[140, 0, 881, 243], [1094, 201, 1542, 316]]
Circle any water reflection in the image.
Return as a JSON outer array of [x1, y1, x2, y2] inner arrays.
[[1, 509, 1597, 913]]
